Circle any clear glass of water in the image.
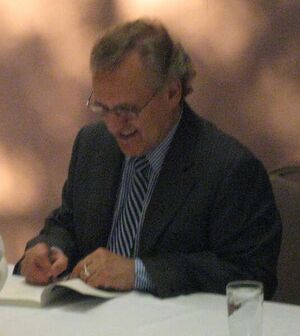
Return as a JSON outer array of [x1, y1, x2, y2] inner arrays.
[[0, 235, 8, 292], [226, 280, 263, 336]]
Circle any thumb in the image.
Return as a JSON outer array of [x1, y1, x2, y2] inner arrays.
[[50, 247, 68, 278]]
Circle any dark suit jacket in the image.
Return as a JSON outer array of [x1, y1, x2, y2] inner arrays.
[[15, 103, 282, 299]]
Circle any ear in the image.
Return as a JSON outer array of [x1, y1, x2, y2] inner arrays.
[[166, 79, 182, 106]]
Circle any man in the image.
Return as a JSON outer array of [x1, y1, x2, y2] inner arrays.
[[15, 19, 282, 299]]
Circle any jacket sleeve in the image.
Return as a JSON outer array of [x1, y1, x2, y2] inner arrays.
[[14, 128, 84, 274], [142, 156, 282, 300]]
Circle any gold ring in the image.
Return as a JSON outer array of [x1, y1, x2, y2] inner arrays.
[[83, 263, 91, 277]]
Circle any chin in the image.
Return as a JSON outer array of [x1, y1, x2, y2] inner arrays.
[[118, 144, 148, 157]]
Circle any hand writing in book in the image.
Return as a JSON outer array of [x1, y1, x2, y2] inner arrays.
[[20, 243, 68, 285], [70, 248, 135, 291]]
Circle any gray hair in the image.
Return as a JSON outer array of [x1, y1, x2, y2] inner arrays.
[[90, 18, 196, 97]]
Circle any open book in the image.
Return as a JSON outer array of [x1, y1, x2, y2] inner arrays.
[[0, 274, 124, 307]]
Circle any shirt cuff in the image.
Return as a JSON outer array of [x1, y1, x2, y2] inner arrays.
[[134, 258, 156, 292]]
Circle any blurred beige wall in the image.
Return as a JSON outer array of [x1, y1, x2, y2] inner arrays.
[[0, 0, 299, 263]]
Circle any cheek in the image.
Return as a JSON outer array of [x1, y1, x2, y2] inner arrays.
[[137, 119, 157, 142]]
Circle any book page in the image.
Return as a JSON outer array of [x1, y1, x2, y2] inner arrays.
[[49, 278, 125, 299], [0, 274, 126, 307], [0, 275, 44, 307]]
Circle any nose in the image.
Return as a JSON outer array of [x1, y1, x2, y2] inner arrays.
[[103, 113, 130, 133]]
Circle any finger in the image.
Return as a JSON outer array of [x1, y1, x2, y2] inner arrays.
[[51, 256, 68, 279], [31, 244, 53, 274], [35, 253, 52, 273], [51, 261, 66, 279], [70, 260, 85, 279], [25, 271, 52, 286], [20, 244, 53, 284], [86, 271, 105, 288], [21, 259, 53, 285]]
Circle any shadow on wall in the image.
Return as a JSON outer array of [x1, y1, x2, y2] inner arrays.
[[0, 0, 300, 262], [192, 0, 300, 169], [0, 0, 118, 262]]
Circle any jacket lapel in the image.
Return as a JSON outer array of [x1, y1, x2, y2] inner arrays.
[[139, 106, 201, 255], [85, 130, 124, 247]]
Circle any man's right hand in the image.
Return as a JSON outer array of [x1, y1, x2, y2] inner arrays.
[[20, 243, 68, 285]]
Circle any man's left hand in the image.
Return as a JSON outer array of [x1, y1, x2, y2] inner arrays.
[[70, 248, 135, 291]]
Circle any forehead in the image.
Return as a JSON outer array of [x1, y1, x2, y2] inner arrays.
[[92, 52, 153, 102]]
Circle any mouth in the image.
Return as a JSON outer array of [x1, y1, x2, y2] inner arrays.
[[119, 129, 138, 140]]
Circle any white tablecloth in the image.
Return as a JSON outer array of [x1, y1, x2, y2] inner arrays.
[[1, 268, 299, 336]]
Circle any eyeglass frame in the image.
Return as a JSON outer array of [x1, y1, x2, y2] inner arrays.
[[86, 86, 161, 119]]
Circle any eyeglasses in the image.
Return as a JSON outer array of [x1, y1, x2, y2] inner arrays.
[[86, 87, 160, 119]]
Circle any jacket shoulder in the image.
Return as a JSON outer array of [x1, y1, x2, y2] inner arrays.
[[183, 104, 265, 173], [75, 122, 117, 152]]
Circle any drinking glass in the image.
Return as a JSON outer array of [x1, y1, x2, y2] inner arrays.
[[0, 235, 8, 292], [226, 280, 263, 336]]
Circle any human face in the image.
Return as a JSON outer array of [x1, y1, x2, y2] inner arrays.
[[92, 52, 181, 157]]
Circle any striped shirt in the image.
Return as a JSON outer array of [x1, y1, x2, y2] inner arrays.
[[107, 114, 181, 291]]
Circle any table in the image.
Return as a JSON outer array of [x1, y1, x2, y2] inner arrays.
[[1, 268, 299, 336]]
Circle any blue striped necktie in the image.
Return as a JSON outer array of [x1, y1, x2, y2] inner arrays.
[[110, 156, 150, 257]]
